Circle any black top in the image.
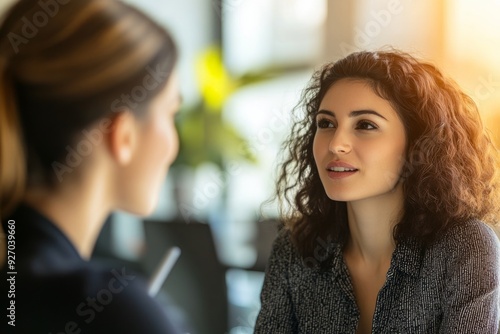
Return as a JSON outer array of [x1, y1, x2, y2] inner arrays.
[[1, 204, 179, 334], [255, 220, 500, 333]]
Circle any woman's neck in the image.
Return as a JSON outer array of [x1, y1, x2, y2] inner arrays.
[[344, 183, 404, 267], [24, 175, 111, 260]]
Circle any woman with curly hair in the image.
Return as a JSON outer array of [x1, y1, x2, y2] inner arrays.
[[255, 50, 500, 333]]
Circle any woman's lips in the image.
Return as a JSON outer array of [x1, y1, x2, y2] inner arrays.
[[325, 161, 358, 179], [326, 169, 358, 179]]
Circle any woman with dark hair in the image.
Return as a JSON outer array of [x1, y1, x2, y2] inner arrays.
[[255, 50, 500, 333], [0, 0, 181, 332]]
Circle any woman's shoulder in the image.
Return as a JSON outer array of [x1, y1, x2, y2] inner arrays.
[[270, 226, 307, 261], [82, 265, 178, 332], [430, 219, 500, 266], [4, 262, 178, 333], [436, 219, 499, 250], [269, 226, 341, 270], [273, 226, 294, 249], [266, 227, 303, 268]]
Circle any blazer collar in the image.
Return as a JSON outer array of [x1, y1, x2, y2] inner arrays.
[[391, 238, 424, 277], [329, 238, 424, 278]]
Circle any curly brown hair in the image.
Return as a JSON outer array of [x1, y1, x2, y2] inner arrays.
[[276, 50, 500, 263]]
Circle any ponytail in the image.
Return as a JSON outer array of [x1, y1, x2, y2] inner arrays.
[[0, 56, 25, 221]]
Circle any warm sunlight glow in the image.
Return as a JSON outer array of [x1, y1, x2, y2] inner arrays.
[[447, 0, 500, 69], [445, 0, 500, 136]]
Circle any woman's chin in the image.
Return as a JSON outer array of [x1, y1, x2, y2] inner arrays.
[[121, 198, 158, 217]]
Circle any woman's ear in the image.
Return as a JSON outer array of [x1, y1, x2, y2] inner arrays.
[[107, 111, 138, 166]]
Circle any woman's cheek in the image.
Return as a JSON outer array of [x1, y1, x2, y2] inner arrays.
[[164, 121, 179, 165]]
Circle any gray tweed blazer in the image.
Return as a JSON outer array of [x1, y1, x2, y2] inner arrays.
[[255, 220, 500, 333]]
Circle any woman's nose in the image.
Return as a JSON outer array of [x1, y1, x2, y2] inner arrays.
[[328, 128, 352, 154]]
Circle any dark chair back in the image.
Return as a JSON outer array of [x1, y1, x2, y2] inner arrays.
[[142, 220, 228, 334]]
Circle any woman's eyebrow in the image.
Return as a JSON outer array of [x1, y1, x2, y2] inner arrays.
[[316, 109, 335, 117], [350, 109, 387, 120], [316, 109, 387, 121]]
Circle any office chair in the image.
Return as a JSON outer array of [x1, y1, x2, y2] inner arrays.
[[142, 219, 228, 334]]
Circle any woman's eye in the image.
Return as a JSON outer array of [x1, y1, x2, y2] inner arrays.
[[356, 120, 377, 130], [316, 118, 335, 129]]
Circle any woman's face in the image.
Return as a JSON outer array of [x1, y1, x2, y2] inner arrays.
[[120, 71, 181, 215], [313, 78, 406, 202]]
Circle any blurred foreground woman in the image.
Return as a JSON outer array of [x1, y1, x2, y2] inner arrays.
[[0, 0, 181, 332]]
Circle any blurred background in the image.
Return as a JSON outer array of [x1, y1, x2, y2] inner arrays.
[[2, 0, 500, 333]]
